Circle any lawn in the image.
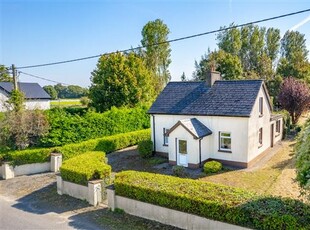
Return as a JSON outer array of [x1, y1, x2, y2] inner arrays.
[[50, 99, 83, 108]]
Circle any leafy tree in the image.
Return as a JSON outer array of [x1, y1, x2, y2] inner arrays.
[[278, 77, 310, 124], [266, 75, 283, 102], [265, 28, 280, 64], [0, 65, 12, 82], [193, 50, 243, 80], [141, 19, 171, 91], [180, 72, 187, 81], [54, 83, 66, 98], [217, 24, 241, 56], [281, 30, 308, 62], [278, 30, 310, 83], [53, 84, 88, 98], [89, 52, 155, 112], [43, 85, 58, 100]]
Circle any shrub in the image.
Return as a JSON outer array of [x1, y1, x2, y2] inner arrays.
[[4, 129, 150, 165], [40, 106, 150, 147], [172, 165, 186, 177], [138, 140, 153, 158], [203, 161, 222, 174], [60, 151, 111, 186], [114, 171, 310, 229]]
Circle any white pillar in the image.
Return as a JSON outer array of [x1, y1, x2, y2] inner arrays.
[[56, 174, 63, 195], [88, 180, 103, 206], [2, 162, 14, 179], [51, 153, 62, 172], [106, 185, 116, 211]]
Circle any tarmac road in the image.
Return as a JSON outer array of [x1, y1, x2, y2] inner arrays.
[[0, 196, 101, 230]]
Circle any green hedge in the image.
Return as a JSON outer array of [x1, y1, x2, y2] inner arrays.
[[5, 129, 150, 165], [60, 151, 111, 186], [40, 106, 150, 147], [295, 119, 310, 199], [115, 171, 310, 229]]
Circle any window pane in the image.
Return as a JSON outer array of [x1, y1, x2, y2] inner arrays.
[[221, 132, 231, 137], [221, 137, 231, 149], [179, 140, 187, 154]]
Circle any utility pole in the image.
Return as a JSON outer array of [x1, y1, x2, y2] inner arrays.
[[12, 64, 18, 90]]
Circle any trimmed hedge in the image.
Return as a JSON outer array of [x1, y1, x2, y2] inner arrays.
[[60, 151, 111, 186], [203, 161, 222, 174], [40, 106, 150, 147], [115, 171, 310, 229], [137, 140, 153, 158], [5, 129, 150, 165]]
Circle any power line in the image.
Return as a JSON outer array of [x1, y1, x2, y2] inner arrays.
[[18, 71, 70, 86], [15, 8, 310, 70]]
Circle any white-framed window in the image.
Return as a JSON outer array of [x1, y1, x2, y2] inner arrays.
[[163, 128, 170, 146], [219, 132, 231, 151], [259, 128, 263, 147], [178, 140, 187, 154], [276, 120, 281, 134], [259, 97, 263, 116]]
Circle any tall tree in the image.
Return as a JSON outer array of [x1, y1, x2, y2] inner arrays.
[[141, 19, 171, 91], [217, 24, 241, 56], [43, 85, 58, 100], [89, 52, 155, 112], [0, 65, 12, 82], [192, 50, 243, 81], [278, 77, 310, 124], [281, 30, 308, 62], [265, 28, 280, 64]]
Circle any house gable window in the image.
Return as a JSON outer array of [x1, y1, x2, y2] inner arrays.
[[163, 128, 170, 146], [276, 120, 281, 134], [178, 140, 187, 154], [259, 97, 263, 116], [219, 132, 231, 152], [259, 128, 263, 147]]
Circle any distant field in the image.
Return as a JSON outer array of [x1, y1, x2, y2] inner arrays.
[[51, 99, 83, 108]]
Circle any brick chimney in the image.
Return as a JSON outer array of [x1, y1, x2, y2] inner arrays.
[[206, 70, 221, 87]]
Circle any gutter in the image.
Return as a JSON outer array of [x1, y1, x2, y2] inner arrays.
[[152, 114, 156, 153], [199, 138, 202, 167]]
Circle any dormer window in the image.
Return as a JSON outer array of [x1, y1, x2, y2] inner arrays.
[[259, 97, 263, 116]]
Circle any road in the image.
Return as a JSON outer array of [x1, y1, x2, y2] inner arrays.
[[0, 196, 100, 230]]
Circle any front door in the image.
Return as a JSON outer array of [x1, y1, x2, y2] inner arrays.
[[177, 139, 188, 167], [270, 124, 274, 147]]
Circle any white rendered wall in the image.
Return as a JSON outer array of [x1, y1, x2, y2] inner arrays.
[[0, 91, 9, 112], [25, 99, 50, 110], [152, 114, 249, 164]]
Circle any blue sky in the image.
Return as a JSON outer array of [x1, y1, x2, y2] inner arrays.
[[1, 0, 310, 87]]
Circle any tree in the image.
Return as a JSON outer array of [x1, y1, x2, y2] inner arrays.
[[192, 50, 243, 81], [43, 85, 58, 100], [265, 28, 280, 64], [54, 84, 66, 98], [281, 30, 308, 62], [141, 19, 171, 91], [278, 77, 310, 124], [0, 65, 12, 82], [180, 72, 187, 81], [217, 24, 241, 56], [89, 52, 156, 112]]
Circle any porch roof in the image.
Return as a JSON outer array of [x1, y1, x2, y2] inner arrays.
[[167, 118, 212, 139]]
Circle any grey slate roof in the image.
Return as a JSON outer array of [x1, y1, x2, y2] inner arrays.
[[0, 82, 51, 99], [148, 80, 265, 117], [167, 118, 212, 139]]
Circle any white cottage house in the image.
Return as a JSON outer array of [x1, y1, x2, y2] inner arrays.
[[148, 72, 283, 168], [0, 82, 51, 111]]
